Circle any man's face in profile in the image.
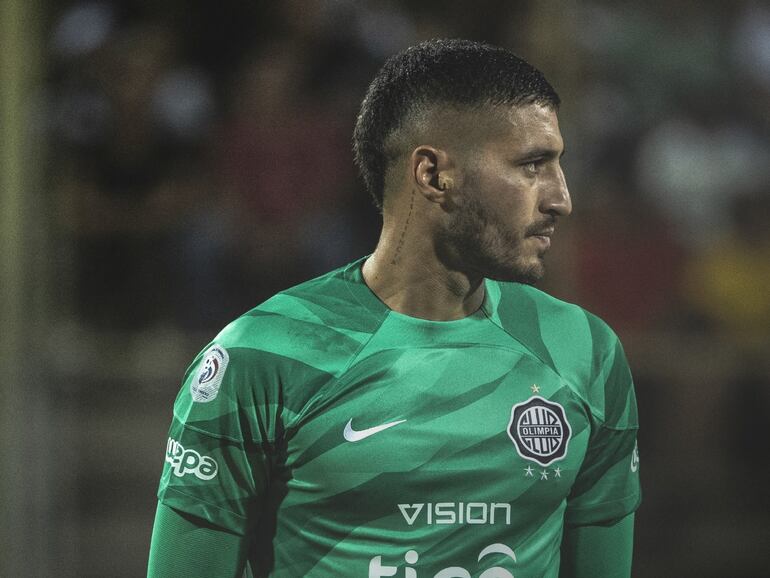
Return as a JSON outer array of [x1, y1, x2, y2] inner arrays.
[[441, 103, 572, 284]]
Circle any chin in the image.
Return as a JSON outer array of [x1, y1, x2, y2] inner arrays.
[[483, 257, 545, 285]]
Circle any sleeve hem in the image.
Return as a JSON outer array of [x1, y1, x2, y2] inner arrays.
[[564, 492, 641, 527]]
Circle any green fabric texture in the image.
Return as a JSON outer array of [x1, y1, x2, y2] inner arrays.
[[147, 503, 249, 578], [155, 256, 641, 576], [559, 513, 635, 577]]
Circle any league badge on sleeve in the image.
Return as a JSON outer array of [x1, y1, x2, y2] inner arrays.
[[508, 396, 571, 466], [190, 344, 229, 403]]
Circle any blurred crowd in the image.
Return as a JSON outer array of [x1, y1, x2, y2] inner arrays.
[[45, 1, 770, 336], [40, 1, 769, 576]]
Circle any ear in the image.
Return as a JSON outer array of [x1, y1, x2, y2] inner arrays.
[[411, 146, 454, 204]]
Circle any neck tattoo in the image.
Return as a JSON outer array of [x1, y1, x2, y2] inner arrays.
[[391, 189, 416, 265]]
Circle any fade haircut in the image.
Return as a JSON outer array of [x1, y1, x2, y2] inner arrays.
[[353, 39, 560, 210]]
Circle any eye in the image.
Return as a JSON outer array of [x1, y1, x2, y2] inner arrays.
[[523, 160, 540, 175]]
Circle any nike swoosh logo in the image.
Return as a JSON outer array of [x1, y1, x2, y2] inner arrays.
[[343, 418, 406, 442]]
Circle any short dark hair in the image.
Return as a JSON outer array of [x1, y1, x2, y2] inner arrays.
[[353, 39, 560, 210]]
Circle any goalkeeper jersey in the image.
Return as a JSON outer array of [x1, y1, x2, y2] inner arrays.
[[157, 256, 641, 577]]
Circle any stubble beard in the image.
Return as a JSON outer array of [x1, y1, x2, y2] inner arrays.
[[439, 193, 547, 285]]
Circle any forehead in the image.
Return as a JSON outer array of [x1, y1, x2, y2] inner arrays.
[[487, 103, 563, 153]]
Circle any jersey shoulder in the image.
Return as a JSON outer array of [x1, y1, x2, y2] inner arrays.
[[490, 282, 634, 427], [491, 281, 620, 359], [175, 260, 385, 438], [210, 259, 384, 379]]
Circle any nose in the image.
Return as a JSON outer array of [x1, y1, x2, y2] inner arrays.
[[540, 164, 571, 217]]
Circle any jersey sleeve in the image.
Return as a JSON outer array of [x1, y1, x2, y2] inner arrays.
[[559, 513, 635, 577], [565, 328, 641, 526], [157, 333, 282, 536], [148, 502, 249, 578]]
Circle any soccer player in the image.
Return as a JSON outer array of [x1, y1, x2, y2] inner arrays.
[[148, 39, 641, 577]]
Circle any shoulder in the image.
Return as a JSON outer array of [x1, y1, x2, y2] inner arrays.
[[491, 282, 634, 426], [491, 281, 621, 364], [208, 261, 380, 377], [175, 261, 381, 432]]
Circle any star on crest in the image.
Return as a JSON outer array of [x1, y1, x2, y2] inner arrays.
[[530, 383, 541, 394], [524, 465, 534, 477], [540, 469, 549, 480], [553, 467, 562, 478]]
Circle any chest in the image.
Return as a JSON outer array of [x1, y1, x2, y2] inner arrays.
[[283, 346, 591, 506]]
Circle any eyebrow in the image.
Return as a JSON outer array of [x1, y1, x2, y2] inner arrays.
[[520, 147, 566, 161]]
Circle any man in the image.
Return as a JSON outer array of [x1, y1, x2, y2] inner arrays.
[[148, 39, 641, 577]]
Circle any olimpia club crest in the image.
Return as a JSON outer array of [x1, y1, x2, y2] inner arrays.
[[507, 396, 571, 466], [190, 345, 229, 403]]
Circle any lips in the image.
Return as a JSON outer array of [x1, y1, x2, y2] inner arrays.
[[525, 216, 556, 238], [529, 227, 554, 238], [528, 227, 554, 249]]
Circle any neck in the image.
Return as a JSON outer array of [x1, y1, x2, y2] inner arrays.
[[362, 211, 485, 321]]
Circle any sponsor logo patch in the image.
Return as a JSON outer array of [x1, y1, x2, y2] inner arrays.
[[165, 438, 218, 480], [508, 396, 571, 466], [369, 543, 516, 578], [191, 344, 228, 403], [398, 502, 512, 526]]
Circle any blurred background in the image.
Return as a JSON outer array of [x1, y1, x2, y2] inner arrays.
[[1, 0, 769, 576]]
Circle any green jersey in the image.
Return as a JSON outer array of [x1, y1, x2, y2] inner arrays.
[[157, 256, 641, 577]]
